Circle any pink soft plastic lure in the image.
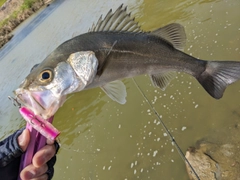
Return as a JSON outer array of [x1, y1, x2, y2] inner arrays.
[[19, 107, 60, 140], [18, 107, 60, 180]]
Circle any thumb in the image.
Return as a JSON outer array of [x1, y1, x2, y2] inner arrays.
[[17, 129, 30, 152]]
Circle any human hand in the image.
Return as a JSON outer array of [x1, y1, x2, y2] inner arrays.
[[18, 129, 58, 180]]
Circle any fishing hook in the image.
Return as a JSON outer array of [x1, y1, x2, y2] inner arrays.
[[8, 96, 45, 128], [8, 96, 21, 108], [29, 115, 46, 128], [31, 117, 46, 128]]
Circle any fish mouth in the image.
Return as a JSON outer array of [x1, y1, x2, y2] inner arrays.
[[14, 88, 66, 119]]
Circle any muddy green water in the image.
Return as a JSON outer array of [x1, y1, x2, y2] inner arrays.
[[0, 0, 240, 179]]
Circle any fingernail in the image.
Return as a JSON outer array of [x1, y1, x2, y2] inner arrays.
[[25, 170, 35, 179]]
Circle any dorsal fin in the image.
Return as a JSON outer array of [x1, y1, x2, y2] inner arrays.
[[151, 23, 186, 51], [89, 4, 142, 33]]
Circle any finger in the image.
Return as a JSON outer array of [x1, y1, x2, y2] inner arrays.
[[17, 129, 30, 152], [31, 174, 48, 180], [20, 164, 48, 180], [46, 138, 54, 145], [32, 144, 56, 167]]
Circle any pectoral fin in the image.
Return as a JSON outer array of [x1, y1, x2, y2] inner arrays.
[[101, 80, 127, 104], [150, 72, 176, 90]]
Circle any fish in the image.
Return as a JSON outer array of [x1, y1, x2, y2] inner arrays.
[[14, 4, 240, 119]]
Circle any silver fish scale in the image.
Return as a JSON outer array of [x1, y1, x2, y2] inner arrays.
[[67, 51, 98, 91]]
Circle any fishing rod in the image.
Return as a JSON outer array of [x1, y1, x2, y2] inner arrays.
[[132, 78, 200, 180]]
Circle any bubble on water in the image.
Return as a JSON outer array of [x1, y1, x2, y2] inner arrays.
[[171, 159, 174, 162], [195, 104, 199, 108], [163, 133, 167, 137], [103, 166, 105, 170], [96, 148, 101, 152], [181, 126, 187, 131], [134, 169, 137, 174], [153, 150, 158, 157], [108, 166, 111, 170], [130, 163, 134, 168]]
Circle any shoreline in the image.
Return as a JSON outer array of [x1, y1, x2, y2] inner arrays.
[[0, 0, 53, 48]]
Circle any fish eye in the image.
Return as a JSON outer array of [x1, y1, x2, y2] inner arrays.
[[39, 70, 52, 82]]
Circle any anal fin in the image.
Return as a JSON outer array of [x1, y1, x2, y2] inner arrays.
[[101, 80, 127, 104], [150, 72, 176, 90]]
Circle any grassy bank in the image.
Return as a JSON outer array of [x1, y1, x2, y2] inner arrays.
[[0, 0, 51, 48], [0, 0, 40, 28]]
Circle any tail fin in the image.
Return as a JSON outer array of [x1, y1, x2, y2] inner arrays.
[[197, 61, 240, 99]]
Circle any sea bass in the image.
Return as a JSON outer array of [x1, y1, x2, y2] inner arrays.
[[14, 5, 240, 119]]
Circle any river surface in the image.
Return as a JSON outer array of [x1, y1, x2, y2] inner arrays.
[[0, 0, 240, 179]]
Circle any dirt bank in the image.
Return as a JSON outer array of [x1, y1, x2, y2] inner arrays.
[[0, 0, 53, 48]]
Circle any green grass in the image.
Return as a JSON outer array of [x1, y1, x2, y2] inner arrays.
[[0, 0, 7, 7], [21, 0, 36, 10]]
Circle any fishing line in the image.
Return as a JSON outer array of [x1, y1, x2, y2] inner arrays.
[[132, 78, 200, 180]]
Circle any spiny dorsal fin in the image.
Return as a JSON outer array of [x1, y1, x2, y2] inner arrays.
[[101, 80, 127, 104], [150, 72, 177, 91], [151, 23, 186, 51], [89, 4, 142, 33]]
